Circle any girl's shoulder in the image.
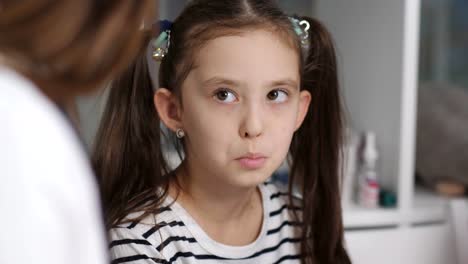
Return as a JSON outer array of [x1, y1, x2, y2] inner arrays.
[[108, 207, 180, 262], [262, 179, 303, 206], [111, 204, 179, 236], [261, 180, 303, 225], [109, 221, 167, 263]]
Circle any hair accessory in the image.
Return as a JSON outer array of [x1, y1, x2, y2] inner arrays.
[[289, 17, 310, 53], [151, 20, 173, 61], [176, 128, 185, 139]]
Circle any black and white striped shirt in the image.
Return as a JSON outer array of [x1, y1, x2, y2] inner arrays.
[[109, 182, 303, 264]]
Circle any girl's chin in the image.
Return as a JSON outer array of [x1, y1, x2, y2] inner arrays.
[[228, 170, 273, 187]]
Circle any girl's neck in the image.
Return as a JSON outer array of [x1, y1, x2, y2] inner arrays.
[[169, 164, 264, 246]]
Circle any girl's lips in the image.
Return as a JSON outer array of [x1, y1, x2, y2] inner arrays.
[[236, 156, 266, 169]]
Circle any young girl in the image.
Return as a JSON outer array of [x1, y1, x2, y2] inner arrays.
[[93, 0, 351, 263]]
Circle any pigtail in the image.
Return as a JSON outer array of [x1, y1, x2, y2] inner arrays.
[[288, 17, 351, 264], [92, 48, 171, 228]]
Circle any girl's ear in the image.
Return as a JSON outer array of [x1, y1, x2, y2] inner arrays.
[[295, 90, 312, 131], [154, 88, 183, 132]]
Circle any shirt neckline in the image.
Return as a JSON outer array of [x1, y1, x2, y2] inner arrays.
[[165, 184, 271, 259]]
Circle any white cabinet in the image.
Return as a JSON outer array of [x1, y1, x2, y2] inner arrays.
[[345, 223, 456, 264]]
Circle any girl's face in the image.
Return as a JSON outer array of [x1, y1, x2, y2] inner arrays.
[[158, 29, 311, 189]]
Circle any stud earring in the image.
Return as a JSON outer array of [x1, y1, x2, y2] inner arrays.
[[176, 128, 185, 139]]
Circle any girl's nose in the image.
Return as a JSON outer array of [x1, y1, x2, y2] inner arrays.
[[239, 103, 264, 139]]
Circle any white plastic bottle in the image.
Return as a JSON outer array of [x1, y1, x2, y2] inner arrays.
[[357, 131, 380, 208]]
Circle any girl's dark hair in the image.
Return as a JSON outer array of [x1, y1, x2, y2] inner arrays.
[[93, 0, 350, 263], [0, 0, 155, 102]]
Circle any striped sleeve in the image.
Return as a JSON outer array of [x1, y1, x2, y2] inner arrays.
[[109, 227, 167, 264]]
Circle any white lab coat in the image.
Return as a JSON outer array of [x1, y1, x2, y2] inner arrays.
[[0, 65, 108, 264]]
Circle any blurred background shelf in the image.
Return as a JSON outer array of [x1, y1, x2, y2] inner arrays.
[[343, 186, 450, 229], [344, 206, 401, 229]]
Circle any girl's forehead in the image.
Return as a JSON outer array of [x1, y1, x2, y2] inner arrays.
[[191, 29, 300, 81]]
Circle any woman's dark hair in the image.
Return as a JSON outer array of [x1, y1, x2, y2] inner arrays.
[[92, 0, 350, 263], [0, 0, 155, 102]]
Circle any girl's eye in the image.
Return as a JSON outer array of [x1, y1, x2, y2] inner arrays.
[[214, 89, 237, 103], [267, 89, 288, 102]]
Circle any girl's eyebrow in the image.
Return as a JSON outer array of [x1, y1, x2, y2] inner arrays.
[[269, 79, 299, 89], [202, 76, 241, 87], [202, 76, 299, 89]]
